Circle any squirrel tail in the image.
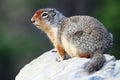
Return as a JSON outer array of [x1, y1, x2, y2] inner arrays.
[[84, 51, 105, 73]]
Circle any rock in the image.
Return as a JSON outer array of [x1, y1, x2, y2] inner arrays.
[[15, 49, 120, 80]]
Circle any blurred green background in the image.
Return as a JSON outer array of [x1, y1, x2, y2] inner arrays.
[[0, 0, 120, 80]]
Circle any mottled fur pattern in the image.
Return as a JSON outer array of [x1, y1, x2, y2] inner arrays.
[[61, 16, 113, 54], [31, 8, 113, 73]]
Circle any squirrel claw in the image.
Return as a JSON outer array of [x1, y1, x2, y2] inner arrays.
[[56, 58, 63, 62]]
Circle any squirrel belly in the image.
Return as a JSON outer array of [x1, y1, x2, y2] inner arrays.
[[61, 35, 91, 58], [61, 35, 79, 57]]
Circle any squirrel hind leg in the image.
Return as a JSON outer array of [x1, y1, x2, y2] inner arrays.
[[78, 53, 91, 58], [83, 51, 105, 73]]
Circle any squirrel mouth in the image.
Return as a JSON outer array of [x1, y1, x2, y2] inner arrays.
[[36, 25, 40, 29], [33, 23, 40, 29], [33, 22, 40, 26]]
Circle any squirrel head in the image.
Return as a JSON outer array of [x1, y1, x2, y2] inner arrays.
[[31, 8, 66, 29]]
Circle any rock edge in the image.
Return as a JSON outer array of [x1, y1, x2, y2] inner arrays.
[[15, 49, 120, 80]]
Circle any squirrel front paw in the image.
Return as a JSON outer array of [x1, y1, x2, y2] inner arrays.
[[56, 55, 68, 62], [56, 56, 65, 62]]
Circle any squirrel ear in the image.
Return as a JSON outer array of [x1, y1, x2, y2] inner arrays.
[[49, 9, 56, 16]]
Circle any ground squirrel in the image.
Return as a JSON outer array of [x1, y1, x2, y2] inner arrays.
[[31, 8, 113, 73]]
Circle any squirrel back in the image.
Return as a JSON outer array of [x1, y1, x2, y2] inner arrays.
[[59, 16, 113, 55]]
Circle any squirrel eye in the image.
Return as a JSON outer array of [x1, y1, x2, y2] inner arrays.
[[42, 13, 48, 17]]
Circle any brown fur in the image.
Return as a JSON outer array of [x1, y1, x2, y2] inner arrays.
[[34, 10, 43, 19], [78, 53, 91, 58], [38, 20, 66, 59]]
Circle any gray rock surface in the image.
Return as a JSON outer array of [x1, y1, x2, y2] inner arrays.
[[15, 49, 120, 80]]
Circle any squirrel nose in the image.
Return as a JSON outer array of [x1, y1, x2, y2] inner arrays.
[[31, 18, 35, 23], [31, 20, 35, 23], [32, 20, 35, 23]]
